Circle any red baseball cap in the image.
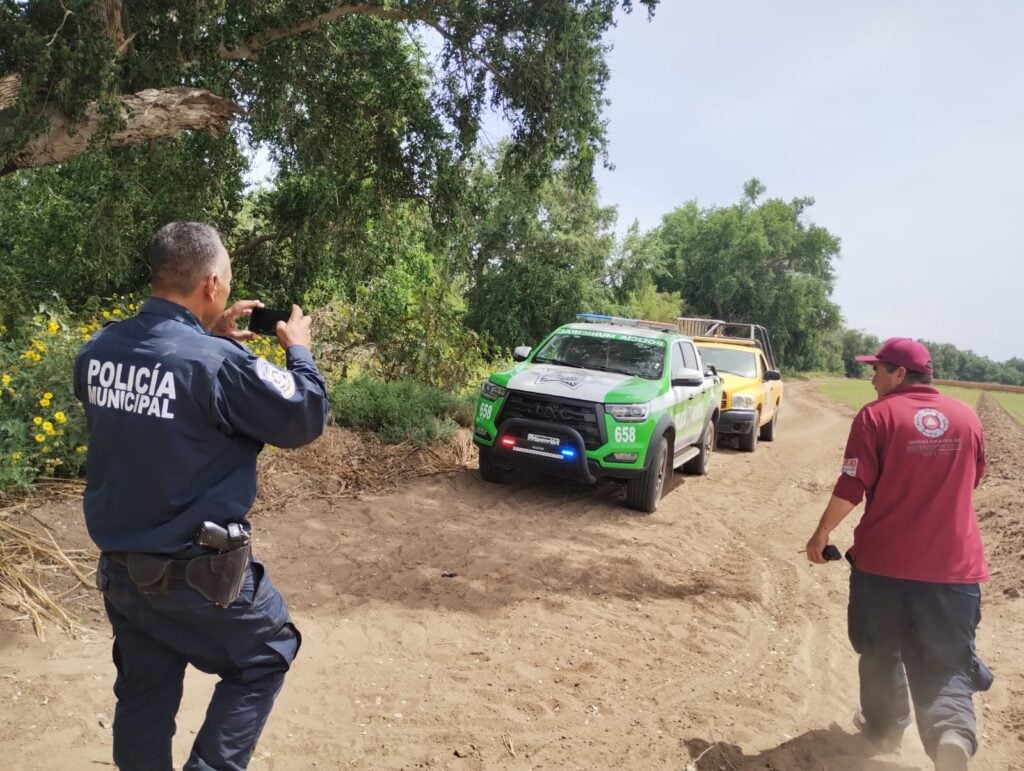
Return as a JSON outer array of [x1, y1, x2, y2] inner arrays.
[[855, 337, 934, 374]]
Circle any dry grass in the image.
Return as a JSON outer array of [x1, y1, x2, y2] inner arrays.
[[0, 498, 96, 640], [253, 426, 476, 515]]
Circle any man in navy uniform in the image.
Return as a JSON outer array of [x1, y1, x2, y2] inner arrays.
[[75, 222, 329, 770]]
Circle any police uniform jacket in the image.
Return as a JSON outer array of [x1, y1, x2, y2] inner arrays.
[[73, 297, 329, 554]]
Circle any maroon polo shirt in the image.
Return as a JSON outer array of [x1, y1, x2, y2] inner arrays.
[[832, 385, 988, 583]]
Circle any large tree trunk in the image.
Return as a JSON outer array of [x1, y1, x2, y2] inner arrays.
[[2, 87, 242, 177]]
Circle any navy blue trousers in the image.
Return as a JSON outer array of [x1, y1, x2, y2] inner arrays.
[[97, 555, 301, 771], [847, 566, 993, 759]]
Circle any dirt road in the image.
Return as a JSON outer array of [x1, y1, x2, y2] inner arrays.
[[2, 382, 1022, 769]]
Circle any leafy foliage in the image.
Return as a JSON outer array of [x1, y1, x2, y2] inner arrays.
[[651, 180, 843, 371], [328, 376, 474, 447], [462, 146, 618, 349]]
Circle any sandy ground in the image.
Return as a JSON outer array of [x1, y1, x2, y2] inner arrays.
[[2, 382, 1023, 770]]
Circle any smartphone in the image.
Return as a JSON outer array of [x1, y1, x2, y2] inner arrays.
[[822, 544, 842, 561], [248, 306, 291, 336]]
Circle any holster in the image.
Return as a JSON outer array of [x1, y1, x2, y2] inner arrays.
[[185, 544, 252, 607]]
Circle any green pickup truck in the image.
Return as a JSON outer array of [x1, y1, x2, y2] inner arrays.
[[472, 314, 723, 512]]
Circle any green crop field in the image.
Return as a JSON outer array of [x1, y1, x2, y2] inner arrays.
[[817, 378, 981, 411], [992, 391, 1024, 425]]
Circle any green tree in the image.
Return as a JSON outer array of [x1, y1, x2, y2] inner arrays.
[[653, 180, 843, 370], [0, 0, 660, 329], [839, 329, 880, 378], [463, 146, 617, 349]]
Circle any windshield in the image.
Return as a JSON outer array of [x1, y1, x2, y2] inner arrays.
[[698, 347, 757, 378], [533, 333, 664, 380]]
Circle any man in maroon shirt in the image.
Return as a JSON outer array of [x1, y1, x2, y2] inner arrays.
[[805, 338, 993, 771]]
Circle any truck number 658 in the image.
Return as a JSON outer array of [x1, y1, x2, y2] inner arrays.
[[614, 426, 637, 443]]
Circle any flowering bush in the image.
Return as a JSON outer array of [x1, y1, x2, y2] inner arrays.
[[0, 297, 286, 491]]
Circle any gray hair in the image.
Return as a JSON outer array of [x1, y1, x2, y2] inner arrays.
[[149, 222, 226, 293]]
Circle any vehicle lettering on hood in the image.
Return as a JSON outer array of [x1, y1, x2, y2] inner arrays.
[[536, 372, 587, 390]]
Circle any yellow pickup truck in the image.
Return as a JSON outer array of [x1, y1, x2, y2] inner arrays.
[[677, 318, 783, 452]]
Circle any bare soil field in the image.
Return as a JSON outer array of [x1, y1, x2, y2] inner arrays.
[[1, 382, 1022, 770]]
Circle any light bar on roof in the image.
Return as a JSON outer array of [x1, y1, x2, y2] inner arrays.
[[575, 312, 676, 333]]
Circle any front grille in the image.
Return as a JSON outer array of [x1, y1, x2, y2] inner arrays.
[[498, 391, 605, 450]]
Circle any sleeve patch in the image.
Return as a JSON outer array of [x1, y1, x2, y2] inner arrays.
[[841, 458, 859, 476], [256, 357, 296, 399]]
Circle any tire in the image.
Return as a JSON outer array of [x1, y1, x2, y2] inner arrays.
[[739, 410, 760, 452], [683, 419, 715, 475], [626, 436, 669, 513], [759, 407, 778, 442], [478, 447, 508, 484]]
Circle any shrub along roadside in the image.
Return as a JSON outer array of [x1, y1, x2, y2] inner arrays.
[[329, 376, 476, 447]]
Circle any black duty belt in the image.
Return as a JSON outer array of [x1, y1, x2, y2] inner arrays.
[[104, 551, 191, 580]]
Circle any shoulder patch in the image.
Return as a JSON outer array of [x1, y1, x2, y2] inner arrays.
[[841, 458, 859, 476], [256, 357, 296, 399]]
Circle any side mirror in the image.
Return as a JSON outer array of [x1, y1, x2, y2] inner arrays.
[[765, 369, 782, 381], [671, 366, 705, 388], [704, 364, 718, 377], [513, 345, 532, 362]]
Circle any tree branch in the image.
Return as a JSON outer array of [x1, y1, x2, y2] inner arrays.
[[3, 87, 243, 177], [219, 3, 424, 61], [230, 229, 295, 259], [0, 74, 21, 111]]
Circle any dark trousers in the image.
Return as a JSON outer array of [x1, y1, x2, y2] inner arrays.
[[847, 566, 993, 759], [97, 555, 301, 771]]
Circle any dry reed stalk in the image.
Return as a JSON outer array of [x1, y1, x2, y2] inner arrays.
[[0, 517, 95, 640]]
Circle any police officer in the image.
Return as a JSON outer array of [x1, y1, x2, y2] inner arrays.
[[805, 338, 991, 771], [74, 222, 329, 770]]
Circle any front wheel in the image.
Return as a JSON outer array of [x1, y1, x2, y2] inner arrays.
[[683, 419, 715, 475], [739, 410, 760, 452], [626, 436, 668, 513], [478, 447, 508, 483]]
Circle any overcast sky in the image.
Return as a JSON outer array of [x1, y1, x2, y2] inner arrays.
[[594, 1, 1022, 362]]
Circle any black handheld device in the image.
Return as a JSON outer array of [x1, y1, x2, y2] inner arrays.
[[822, 544, 842, 561], [248, 306, 291, 336]]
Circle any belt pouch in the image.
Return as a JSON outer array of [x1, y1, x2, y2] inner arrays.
[[126, 554, 174, 595], [185, 544, 252, 607]]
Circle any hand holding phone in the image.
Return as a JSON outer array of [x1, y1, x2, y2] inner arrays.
[[248, 306, 292, 336], [822, 544, 842, 561]]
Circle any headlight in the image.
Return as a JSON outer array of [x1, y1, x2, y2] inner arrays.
[[731, 393, 756, 409], [605, 403, 649, 422], [481, 379, 507, 400]]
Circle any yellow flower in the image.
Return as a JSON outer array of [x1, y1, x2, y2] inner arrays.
[[1, 374, 9, 387], [44, 392, 53, 399], [32, 339, 46, 352], [34, 434, 45, 443], [11, 452, 21, 461], [40, 398, 51, 408], [43, 421, 55, 435], [102, 311, 111, 319], [55, 411, 67, 424], [47, 320, 59, 335], [33, 416, 43, 425], [128, 303, 136, 311], [112, 308, 122, 316], [75, 445, 87, 454]]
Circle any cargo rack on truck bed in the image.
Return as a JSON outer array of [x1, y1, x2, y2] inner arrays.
[[676, 317, 777, 370]]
